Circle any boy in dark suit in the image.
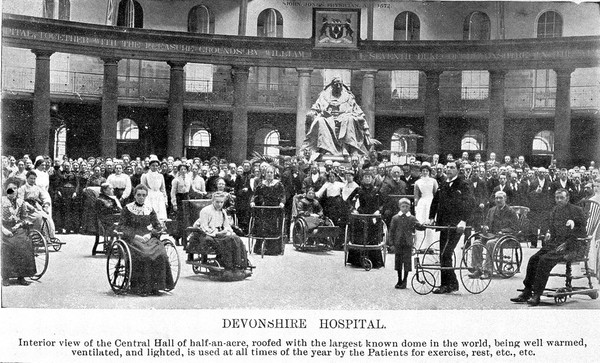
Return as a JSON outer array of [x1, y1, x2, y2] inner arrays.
[[388, 198, 423, 289]]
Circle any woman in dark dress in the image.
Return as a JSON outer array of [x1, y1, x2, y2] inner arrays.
[[118, 184, 174, 296], [2, 179, 37, 286], [347, 171, 385, 268], [250, 166, 286, 255]]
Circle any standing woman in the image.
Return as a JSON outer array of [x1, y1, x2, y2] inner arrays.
[[33, 158, 50, 192], [171, 163, 191, 243], [316, 172, 345, 226], [2, 179, 37, 286], [106, 164, 132, 204], [250, 166, 286, 255], [117, 185, 174, 296], [141, 157, 168, 221], [413, 163, 439, 249]]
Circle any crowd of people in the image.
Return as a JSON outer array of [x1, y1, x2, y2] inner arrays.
[[2, 151, 599, 298]]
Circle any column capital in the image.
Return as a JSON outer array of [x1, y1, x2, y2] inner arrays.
[[31, 49, 54, 59], [424, 69, 443, 78], [167, 61, 187, 69], [554, 68, 575, 78], [296, 68, 313, 76], [101, 57, 121, 65], [361, 69, 378, 77], [489, 69, 508, 78]]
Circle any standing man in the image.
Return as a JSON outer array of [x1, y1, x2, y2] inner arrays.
[[429, 161, 475, 294], [511, 189, 586, 306]]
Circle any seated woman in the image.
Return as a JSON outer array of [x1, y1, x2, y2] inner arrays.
[[296, 187, 326, 232], [2, 179, 37, 286], [185, 192, 251, 279], [16, 171, 56, 239], [117, 184, 175, 296], [96, 182, 122, 233], [207, 178, 237, 227]]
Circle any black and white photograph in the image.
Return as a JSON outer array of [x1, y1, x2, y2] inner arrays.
[[1, 0, 599, 361]]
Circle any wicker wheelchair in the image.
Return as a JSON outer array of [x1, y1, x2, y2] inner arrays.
[[344, 213, 387, 271]]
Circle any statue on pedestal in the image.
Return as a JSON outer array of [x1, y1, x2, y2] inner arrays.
[[301, 77, 377, 162]]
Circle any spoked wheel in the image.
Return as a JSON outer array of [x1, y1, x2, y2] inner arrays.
[[411, 269, 436, 295], [293, 219, 307, 250], [29, 229, 49, 281], [554, 295, 568, 305], [192, 264, 202, 274], [163, 239, 180, 291], [361, 257, 372, 271], [106, 240, 131, 294], [422, 240, 456, 285], [51, 238, 63, 252], [460, 244, 492, 294], [493, 236, 522, 278]]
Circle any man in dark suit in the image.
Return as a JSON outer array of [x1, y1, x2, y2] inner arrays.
[[550, 168, 574, 198], [491, 174, 514, 206], [470, 167, 489, 230], [302, 163, 326, 193], [511, 189, 586, 306], [527, 167, 553, 247], [429, 161, 475, 294], [569, 173, 586, 205], [508, 172, 527, 207]]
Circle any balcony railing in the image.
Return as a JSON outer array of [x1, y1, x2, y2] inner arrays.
[[3, 66, 599, 112]]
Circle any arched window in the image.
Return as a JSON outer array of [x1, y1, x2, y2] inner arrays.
[[116, 118, 139, 140], [257, 9, 283, 91], [257, 9, 283, 37], [117, 0, 143, 28], [264, 130, 280, 157], [188, 5, 213, 34], [463, 11, 490, 40], [537, 11, 562, 38], [186, 124, 211, 147], [54, 125, 67, 160], [394, 11, 420, 41], [461, 130, 486, 151], [44, 0, 70, 20], [532, 130, 554, 154]]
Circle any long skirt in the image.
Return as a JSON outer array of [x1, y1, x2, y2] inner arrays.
[[127, 235, 174, 294], [2, 229, 37, 279], [146, 190, 167, 221]]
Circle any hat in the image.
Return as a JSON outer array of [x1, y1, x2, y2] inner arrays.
[[148, 155, 160, 166], [398, 198, 411, 206], [325, 160, 333, 166], [333, 161, 340, 167]]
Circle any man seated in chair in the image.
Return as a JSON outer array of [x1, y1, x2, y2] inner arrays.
[[470, 191, 518, 279], [296, 187, 326, 234], [186, 192, 250, 277], [511, 189, 586, 306]]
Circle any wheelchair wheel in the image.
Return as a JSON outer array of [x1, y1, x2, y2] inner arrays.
[[343, 225, 349, 266], [411, 269, 436, 295], [42, 218, 63, 252], [162, 239, 180, 291], [192, 264, 202, 274], [106, 240, 131, 294], [29, 229, 49, 281], [493, 236, 522, 278], [459, 244, 492, 294], [51, 238, 62, 252], [293, 218, 307, 250], [422, 240, 456, 285]]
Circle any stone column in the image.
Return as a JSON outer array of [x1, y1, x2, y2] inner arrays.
[[366, 2, 374, 40], [594, 119, 600, 165], [488, 70, 507, 157], [295, 68, 313, 154], [554, 68, 574, 167], [231, 66, 250, 163], [31, 50, 54, 156], [361, 69, 377, 136], [167, 61, 187, 158], [101, 57, 120, 157], [238, 0, 248, 36], [424, 70, 442, 155]]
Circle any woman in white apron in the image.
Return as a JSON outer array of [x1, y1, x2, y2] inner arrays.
[[140, 157, 168, 221]]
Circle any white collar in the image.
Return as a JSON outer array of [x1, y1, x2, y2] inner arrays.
[[398, 211, 412, 217]]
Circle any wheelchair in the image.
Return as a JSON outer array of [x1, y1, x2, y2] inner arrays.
[[248, 205, 286, 258], [344, 213, 387, 271], [40, 217, 64, 252], [463, 231, 522, 278], [92, 213, 121, 255], [106, 230, 181, 295], [290, 194, 341, 252], [181, 199, 252, 280]]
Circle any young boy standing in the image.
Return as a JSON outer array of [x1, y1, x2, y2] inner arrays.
[[388, 198, 422, 289]]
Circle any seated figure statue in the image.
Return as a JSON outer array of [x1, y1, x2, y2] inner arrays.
[[303, 77, 375, 161]]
